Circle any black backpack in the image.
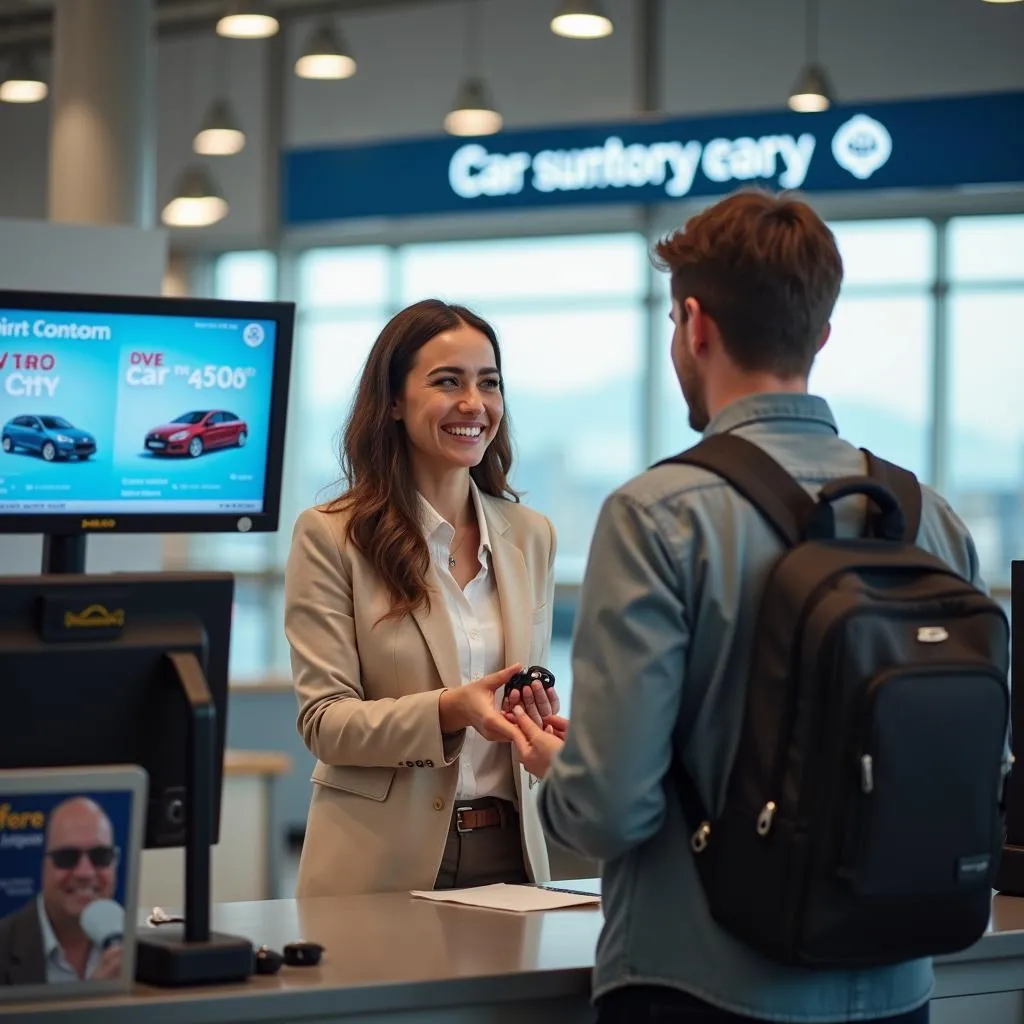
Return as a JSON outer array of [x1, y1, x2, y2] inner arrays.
[[658, 433, 1011, 969]]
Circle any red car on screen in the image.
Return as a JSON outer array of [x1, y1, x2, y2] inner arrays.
[[144, 410, 248, 458]]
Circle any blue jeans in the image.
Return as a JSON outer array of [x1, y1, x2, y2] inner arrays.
[[596, 986, 929, 1024]]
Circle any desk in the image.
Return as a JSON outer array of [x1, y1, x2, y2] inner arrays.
[[138, 750, 292, 908], [7, 892, 1024, 1023]]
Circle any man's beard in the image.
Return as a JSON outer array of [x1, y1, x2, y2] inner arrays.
[[678, 347, 709, 432]]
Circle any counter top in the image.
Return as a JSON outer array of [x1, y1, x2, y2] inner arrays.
[[222, 750, 292, 777], [8, 890, 1024, 1023]]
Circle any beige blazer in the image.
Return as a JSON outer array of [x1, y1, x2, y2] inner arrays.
[[284, 492, 556, 896]]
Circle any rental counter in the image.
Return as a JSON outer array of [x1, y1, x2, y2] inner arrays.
[[7, 890, 1024, 1024]]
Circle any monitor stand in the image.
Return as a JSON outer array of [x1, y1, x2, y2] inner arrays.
[[134, 651, 254, 986], [42, 534, 87, 574]]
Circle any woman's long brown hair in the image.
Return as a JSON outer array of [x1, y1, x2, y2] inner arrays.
[[326, 299, 518, 622]]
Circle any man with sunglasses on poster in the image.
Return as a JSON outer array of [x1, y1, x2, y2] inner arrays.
[[0, 797, 122, 985]]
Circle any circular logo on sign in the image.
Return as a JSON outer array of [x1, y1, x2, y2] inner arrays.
[[831, 114, 892, 181], [243, 323, 265, 348]]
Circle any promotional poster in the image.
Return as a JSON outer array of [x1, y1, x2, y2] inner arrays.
[[0, 308, 278, 516], [0, 771, 145, 998]]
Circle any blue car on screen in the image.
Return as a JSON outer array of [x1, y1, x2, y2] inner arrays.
[[1, 414, 97, 461]]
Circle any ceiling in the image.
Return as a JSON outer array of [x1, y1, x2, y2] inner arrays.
[[0, 0, 445, 46]]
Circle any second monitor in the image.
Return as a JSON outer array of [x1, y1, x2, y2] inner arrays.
[[0, 571, 233, 850]]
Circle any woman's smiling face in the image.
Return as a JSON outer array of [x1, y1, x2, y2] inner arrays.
[[392, 321, 504, 475]]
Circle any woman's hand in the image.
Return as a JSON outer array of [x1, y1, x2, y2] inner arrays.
[[502, 679, 561, 729], [438, 664, 523, 742], [509, 705, 564, 779]]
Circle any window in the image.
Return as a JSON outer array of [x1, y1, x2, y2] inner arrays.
[[214, 250, 277, 301], [278, 247, 394, 566], [947, 215, 1024, 588], [810, 221, 934, 480], [811, 294, 932, 477]]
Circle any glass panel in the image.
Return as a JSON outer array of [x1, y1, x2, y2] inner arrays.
[[810, 294, 931, 479], [827, 220, 934, 288], [399, 235, 647, 304], [189, 532, 270, 572], [947, 291, 1024, 587], [292, 316, 380, 501], [949, 215, 1024, 283], [229, 580, 273, 681], [494, 306, 645, 583], [548, 636, 573, 717], [271, 315, 385, 566], [297, 246, 391, 307], [213, 250, 276, 301]]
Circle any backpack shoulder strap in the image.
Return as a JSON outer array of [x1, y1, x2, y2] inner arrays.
[[861, 449, 922, 542], [654, 433, 816, 549]]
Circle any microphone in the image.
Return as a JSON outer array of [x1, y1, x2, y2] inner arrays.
[[81, 899, 125, 950]]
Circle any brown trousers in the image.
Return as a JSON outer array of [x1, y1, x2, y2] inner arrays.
[[434, 797, 528, 889]]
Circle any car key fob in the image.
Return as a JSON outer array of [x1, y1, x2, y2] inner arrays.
[[283, 940, 324, 967], [503, 665, 556, 701]]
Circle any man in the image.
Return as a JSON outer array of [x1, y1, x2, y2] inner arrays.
[[0, 796, 122, 985], [511, 190, 982, 1023]]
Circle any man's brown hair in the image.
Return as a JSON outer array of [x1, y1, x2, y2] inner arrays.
[[652, 190, 844, 378]]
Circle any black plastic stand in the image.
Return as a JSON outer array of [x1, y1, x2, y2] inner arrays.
[[134, 651, 254, 986], [42, 534, 87, 574]]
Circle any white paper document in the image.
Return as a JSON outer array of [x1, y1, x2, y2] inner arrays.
[[410, 882, 600, 912]]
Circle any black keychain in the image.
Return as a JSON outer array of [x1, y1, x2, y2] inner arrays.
[[503, 665, 556, 701]]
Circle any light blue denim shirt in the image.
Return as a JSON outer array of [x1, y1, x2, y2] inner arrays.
[[539, 393, 983, 1022]]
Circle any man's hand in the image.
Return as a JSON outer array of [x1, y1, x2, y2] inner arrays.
[[542, 714, 570, 742], [509, 704, 564, 779], [91, 944, 123, 981], [438, 664, 523, 742]]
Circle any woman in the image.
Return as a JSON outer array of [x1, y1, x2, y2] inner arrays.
[[285, 299, 559, 896]]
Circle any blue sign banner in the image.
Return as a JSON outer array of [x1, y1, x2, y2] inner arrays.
[[283, 91, 1024, 225]]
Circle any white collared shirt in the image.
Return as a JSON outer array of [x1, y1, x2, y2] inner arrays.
[[36, 895, 102, 983], [418, 481, 515, 803]]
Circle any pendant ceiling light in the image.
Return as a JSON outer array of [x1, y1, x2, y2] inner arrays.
[[161, 165, 229, 228], [193, 98, 245, 155], [216, 1, 279, 39], [788, 0, 834, 112], [296, 20, 357, 79], [550, 0, 614, 39], [445, 1, 502, 137], [445, 76, 502, 136], [0, 51, 47, 103]]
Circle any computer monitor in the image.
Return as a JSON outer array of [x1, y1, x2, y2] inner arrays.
[[0, 289, 294, 572], [0, 571, 249, 983], [0, 571, 232, 850]]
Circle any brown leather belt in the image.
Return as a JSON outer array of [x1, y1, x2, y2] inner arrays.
[[452, 799, 515, 834], [456, 806, 500, 832]]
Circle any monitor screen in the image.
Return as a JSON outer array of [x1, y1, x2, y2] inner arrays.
[[0, 289, 294, 535]]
